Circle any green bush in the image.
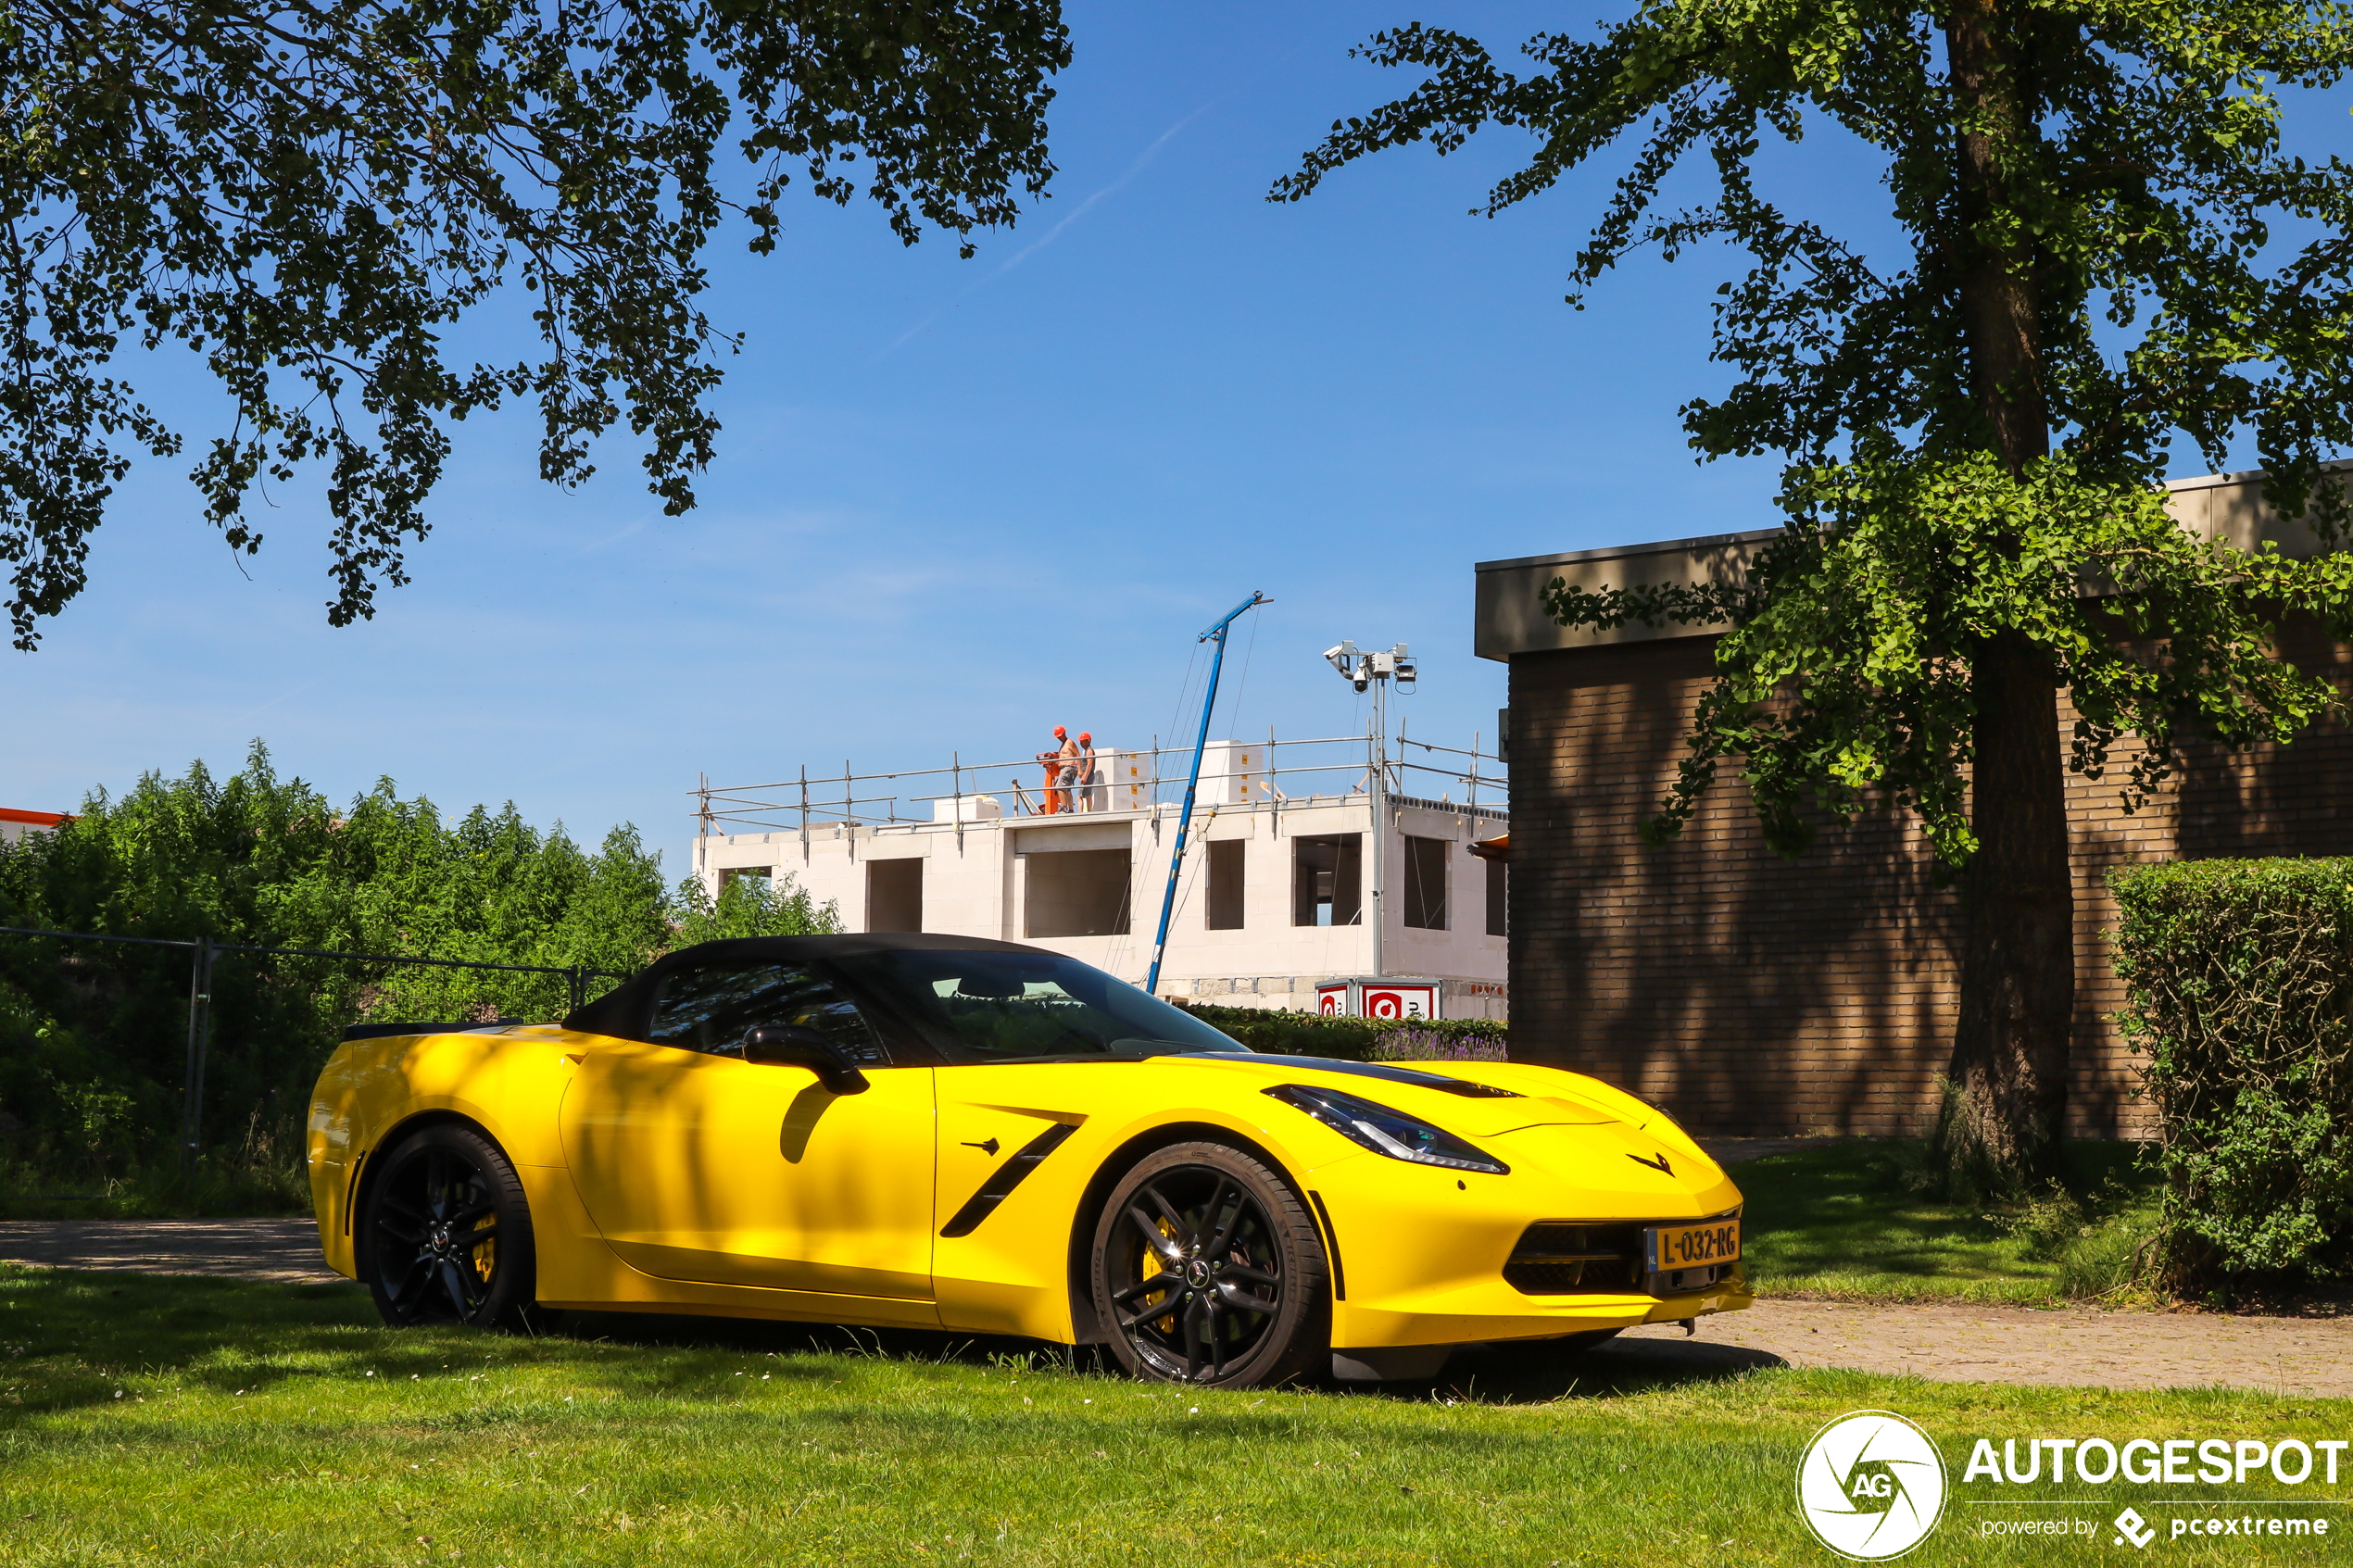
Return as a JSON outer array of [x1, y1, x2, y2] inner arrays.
[[2110, 858, 2353, 1291], [0, 742, 837, 1207], [1173, 1003, 1506, 1061]]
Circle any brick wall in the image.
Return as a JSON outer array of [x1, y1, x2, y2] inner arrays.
[[1507, 624, 2353, 1138]]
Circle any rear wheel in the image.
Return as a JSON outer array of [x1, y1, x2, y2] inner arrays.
[[1089, 1142, 1327, 1388], [359, 1123, 536, 1329]]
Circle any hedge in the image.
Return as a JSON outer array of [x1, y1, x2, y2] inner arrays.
[[2110, 858, 2353, 1288], [1171, 1003, 1507, 1062]]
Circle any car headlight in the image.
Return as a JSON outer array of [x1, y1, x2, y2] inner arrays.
[[1265, 1085, 1510, 1175]]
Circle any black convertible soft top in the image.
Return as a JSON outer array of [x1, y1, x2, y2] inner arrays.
[[560, 933, 1052, 1045]]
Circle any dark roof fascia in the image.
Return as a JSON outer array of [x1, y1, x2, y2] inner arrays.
[[1473, 527, 1783, 577]]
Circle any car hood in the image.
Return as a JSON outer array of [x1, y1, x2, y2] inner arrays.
[[1172, 1052, 1658, 1140]]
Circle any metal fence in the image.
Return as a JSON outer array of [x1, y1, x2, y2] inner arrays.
[[693, 728, 1509, 840], [0, 924, 628, 1170]]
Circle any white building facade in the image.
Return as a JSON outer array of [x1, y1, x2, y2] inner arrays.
[[0, 809, 69, 848], [694, 766, 1508, 1020]]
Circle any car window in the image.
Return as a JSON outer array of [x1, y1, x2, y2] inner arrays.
[[828, 948, 1242, 1064], [647, 961, 884, 1063]]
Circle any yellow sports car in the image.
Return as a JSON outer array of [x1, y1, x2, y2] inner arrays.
[[306, 935, 1749, 1386]]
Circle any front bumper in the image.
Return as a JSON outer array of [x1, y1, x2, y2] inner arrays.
[[1305, 1123, 1755, 1350], [1332, 1265, 1754, 1349]]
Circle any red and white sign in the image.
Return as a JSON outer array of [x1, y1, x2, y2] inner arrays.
[[1364, 984, 1437, 1021], [1315, 978, 1442, 1021]]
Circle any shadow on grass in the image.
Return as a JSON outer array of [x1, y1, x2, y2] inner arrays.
[[552, 1307, 1787, 1405], [1412, 1333, 1784, 1405], [547, 1308, 1077, 1375], [0, 1264, 1783, 1422], [1738, 1137, 2158, 1291]]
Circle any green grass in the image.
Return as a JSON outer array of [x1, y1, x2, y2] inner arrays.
[[1740, 1140, 2164, 1305], [1, 1264, 2346, 1566]]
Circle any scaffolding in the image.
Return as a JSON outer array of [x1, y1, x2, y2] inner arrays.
[[691, 728, 1507, 844]]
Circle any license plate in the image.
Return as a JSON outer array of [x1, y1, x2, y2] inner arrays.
[[1646, 1216, 1740, 1273]]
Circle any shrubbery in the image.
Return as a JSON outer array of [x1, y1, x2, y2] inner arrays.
[[2111, 858, 2353, 1293], [0, 743, 834, 1210], [1172, 1003, 1506, 1061]]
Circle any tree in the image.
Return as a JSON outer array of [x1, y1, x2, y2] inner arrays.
[[0, 740, 837, 1175], [1276, 6, 2353, 1186], [2, 0, 1069, 648]]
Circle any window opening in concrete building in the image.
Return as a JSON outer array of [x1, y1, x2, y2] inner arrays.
[[1485, 855, 1507, 937], [717, 865, 773, 891], [1292, 834, 1361, 927], [1403, 835, 1449, 930], [1206, 839, 1245, 930], [867, 858, 924, 934], [1025, 848, 1132, 938]]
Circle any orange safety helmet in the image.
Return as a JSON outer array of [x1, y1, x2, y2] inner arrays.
[[1078, 732, 1092, 744], [1053, 725, 1067, 739]]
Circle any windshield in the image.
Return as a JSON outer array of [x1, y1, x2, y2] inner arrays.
[[829, 948, 1245, 1063]]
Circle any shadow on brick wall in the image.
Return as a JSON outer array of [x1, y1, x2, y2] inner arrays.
[[1510, 621, 2353, 1141]]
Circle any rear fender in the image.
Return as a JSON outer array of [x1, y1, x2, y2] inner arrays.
[[308, 1029, 574, 1274]]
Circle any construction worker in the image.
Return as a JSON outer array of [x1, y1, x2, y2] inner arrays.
[[1041, 725, 1071, 813], [1076, 732, 1098, 811], [1055, 727, 1082, 814]]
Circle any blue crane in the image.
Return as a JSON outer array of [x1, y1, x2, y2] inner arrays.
[[1145, 590, 1269, 996]]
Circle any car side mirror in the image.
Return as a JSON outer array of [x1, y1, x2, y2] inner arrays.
[[741, 1025, 871, 1096]]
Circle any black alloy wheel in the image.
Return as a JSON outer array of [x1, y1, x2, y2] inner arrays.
[[1089, 1142, 1328, 1388], [359, 1123, 536, 1329]]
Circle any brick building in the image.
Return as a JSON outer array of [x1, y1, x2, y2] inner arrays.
[[1475, 470, 2353, 1138]]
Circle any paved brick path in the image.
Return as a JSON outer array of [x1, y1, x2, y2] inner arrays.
[[1607, 1299, 2353, 1399], [0, 1219, 336, 1283]]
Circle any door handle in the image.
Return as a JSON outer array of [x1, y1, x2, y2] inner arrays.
[[961, 1138, 1000, 1157]]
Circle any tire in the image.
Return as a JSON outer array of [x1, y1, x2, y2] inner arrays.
[[1089, 1142, 1328, 1388], [358, 1122, 537, 1330]]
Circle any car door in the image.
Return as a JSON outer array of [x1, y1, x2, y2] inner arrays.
[[933, 1063, 1100, 1336], [560, 958, 937, 1314]]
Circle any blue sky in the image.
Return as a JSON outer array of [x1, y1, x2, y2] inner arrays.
[[2, 5, 2309, 877]]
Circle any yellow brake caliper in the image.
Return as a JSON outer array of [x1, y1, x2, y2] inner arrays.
[[1148, 1217, 1180, 1334]]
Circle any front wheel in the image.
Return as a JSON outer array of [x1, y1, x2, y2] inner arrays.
[[1089, 1142, 1328, 1388], [358, 1123, 537, 1329]]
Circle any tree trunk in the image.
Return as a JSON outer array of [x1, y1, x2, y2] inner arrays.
[[1936, 0, 2073, 1188], [1944, 633, 2074, 1185]]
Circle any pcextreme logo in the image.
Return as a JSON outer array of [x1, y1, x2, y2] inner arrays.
[[1796, 1411, 1950, 1561]]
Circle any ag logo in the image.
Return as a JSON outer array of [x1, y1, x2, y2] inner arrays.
[[1795, 1410, 1947, 1560]]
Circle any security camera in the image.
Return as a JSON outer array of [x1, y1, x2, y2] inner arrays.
[[1323, 640, 1359, 678]]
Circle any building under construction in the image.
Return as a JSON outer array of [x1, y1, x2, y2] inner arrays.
[[691, 732, 1510, 1020]]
